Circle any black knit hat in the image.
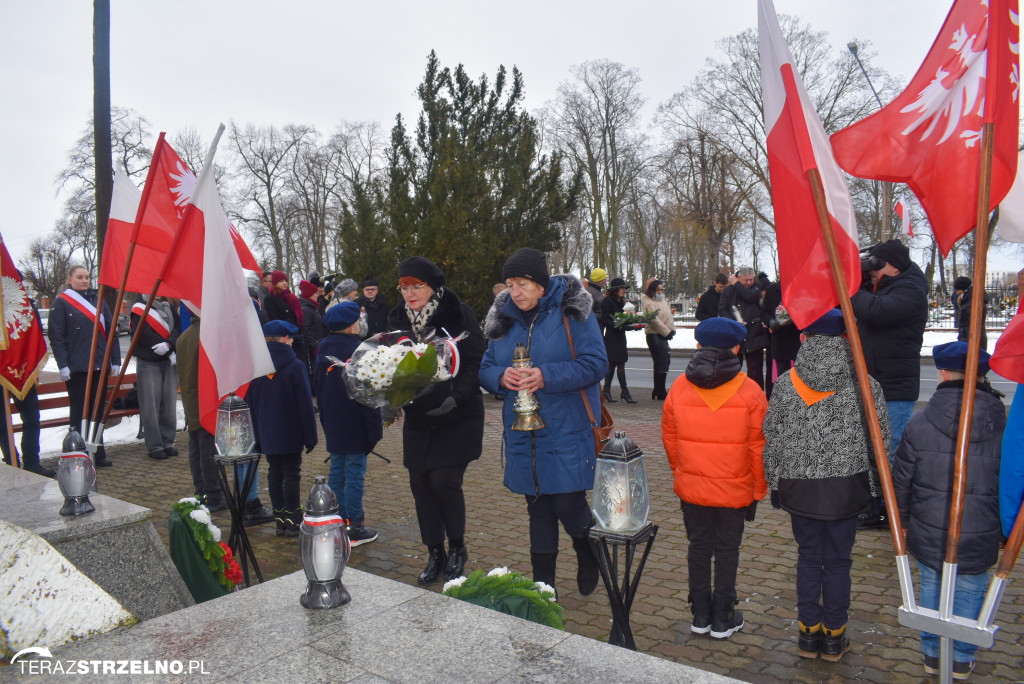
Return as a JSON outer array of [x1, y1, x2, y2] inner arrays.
[[501, 248, 550, 289], [398, 256, 445, 289], [362, 275, 379, 287], [953, 276, 972, 292], [869, 239, 912, 272]]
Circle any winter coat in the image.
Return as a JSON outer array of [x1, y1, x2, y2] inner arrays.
[[599, 294, 628, 364], [247, 341, 318, 455], [1000, 391, 1024, 538], [356, 294, 391, 338], [850, 262, 928, 401], [129, 295, 179, 363], [175, 320, 202, 432], [694, 286, 721, 322], [263, 291, 300, 328], [586, 282, 604, 317], [726, 282, 769, 351], [314, 333, 383, 455], [892, 379, 1006, 574], [641, 294, 674, 338], [48, 289, 121, 373], [763, 335, 890, 521], [662, 346, 768, 508], [956, 286, 988, 350], [386, 287, 485, 472], [760, 282, 800, 362], [480, 275, 607, 496], [299, 296, 326, 365]]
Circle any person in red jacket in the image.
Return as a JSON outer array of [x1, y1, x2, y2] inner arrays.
[[662, 317, 768, 639]]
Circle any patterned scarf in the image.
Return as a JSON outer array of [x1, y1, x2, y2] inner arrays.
[[405, 296, 439, 340]]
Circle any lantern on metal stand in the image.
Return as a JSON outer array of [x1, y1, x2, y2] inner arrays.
[[511, 343, 545, 431], [592, 431, 650, 533], [56, 429, 96, 516], [299, 476, 351, 609], [215, 394, 255, 457]]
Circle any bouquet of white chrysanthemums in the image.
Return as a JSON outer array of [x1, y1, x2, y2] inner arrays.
[[334, 329, 465, 413]]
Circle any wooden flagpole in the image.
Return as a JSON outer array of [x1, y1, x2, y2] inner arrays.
[[805, 169, 907, 555], [79, 283, 106, 442], [3, 388, 19, 469]]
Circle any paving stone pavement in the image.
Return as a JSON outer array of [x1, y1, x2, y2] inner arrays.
[[51, 393, 1024, 683]]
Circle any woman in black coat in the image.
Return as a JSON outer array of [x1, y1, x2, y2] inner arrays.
[[599, 278, 635, 403], [386, 256, 485, 585], [760, 281, 801, 399]]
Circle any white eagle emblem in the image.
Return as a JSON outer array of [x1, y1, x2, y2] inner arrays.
[[1, 276, 35, 340], [899, 0, 1020, 147]]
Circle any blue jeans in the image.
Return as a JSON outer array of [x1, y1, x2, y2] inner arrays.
[[886, 399, 916, 462], [233, 461, 260, 502], [329, 452, 367, 522], [917, 562, 988, 663]]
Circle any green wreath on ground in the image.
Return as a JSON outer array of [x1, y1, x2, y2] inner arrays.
[[443, 567, 564, 630]]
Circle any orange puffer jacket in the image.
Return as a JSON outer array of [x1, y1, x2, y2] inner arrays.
[[662, 368, 768, 509]]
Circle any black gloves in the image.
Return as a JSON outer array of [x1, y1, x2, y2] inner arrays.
[[426, 396, 457, 416], [304, 445, 315, 454], [745, 500, 758, 522]]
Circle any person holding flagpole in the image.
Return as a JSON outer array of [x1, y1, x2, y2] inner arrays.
[[48, 265, 121, 467], [129, 294, 180, 460]]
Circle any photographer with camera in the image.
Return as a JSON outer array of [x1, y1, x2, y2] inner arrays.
[[719, 267, 769, 390], [850, 239, 928, 529]]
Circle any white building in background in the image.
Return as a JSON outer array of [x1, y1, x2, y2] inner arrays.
[[985, 270, 1018, 289]]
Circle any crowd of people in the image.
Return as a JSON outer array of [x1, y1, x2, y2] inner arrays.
[[9, 242, 1020, 680]]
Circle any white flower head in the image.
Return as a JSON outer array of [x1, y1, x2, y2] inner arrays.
[[487, 566, 510, 577], [190, 509, 212, 525], [209, 524, 221, 543], [442, 576, 467, 592], [534, 581, 556, 598], [178, 496, 200, 505]]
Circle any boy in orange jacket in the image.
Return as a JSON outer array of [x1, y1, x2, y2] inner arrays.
[[662, 317, 768, 639]]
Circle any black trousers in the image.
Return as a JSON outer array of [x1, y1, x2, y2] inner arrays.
[[266, 453, 302, 511], [743, 348, 765, 390], [525, 491, 593, 554], [681, 502, 746, 605], [0, 387, 40, 466], [187, 428, 222, 506], [408, 465, 467, 547], [645, 334, 671, 373], [790, 514, 858, 629], [66, 372, 108, 457]]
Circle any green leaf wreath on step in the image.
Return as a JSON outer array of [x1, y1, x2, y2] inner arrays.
[[443, 568, 564, 630], [172, 497, 236, 590]]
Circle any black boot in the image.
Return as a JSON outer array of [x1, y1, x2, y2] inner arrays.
[[531, 551, 558, 598], [418, 544, 447, 584], [444, 539, 468, 580], [274, 508, 288, 536], [617, 368, 636, 403], [243, 498, 274, 527], [620, 388, 637, 404], [798, 621, 821, 659], [571, 536, 600, 596], [22, 453, 55, 478], [820, 624, 851, 662], [602, 372, 617, 402], [654, 372, 669, 400], [284, 509, 302, 538], [689, 592, 712, 634], [710, 596, 744, 639]]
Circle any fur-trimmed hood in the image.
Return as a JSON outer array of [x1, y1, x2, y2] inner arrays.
[[484, 275, 591, 340]]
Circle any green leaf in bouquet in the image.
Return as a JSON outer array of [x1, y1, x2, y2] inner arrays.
[[384, 345, 439, 408], [416, 342, 438, 378]]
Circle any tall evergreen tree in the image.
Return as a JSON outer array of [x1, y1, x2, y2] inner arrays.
[[384, 51, 580, 317]]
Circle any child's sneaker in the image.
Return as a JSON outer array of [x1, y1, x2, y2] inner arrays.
[[348, 520, 378, 546]]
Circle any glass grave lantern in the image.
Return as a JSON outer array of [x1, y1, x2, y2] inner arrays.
[[215, 394, 255, 457], [57, 429, 96, 516], [299, 476, 351, 609], [592, 431, 650, 533]]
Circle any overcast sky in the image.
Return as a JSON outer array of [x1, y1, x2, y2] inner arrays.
[[2, 0, 1018, 272]]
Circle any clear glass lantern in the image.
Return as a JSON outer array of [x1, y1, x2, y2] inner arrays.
[[57, 430, 96, 516], [299, 476, 351, 609], [215, 394, 255, 457], [592, 431, 650, 533]]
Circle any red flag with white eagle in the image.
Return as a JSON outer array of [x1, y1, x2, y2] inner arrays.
[[101, 136, 262, 298], [0, 237, 48, 399], [831, 0, 1020, 256], [895, 197, 914, 237], [991, 309, 1024, 383], [160, 129, 274, 433], [758, 0, 861, 329]]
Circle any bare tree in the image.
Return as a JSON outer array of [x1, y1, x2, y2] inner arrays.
[[19, 236, 73, 302], [547, 60, 649, 275], [229, 122, 311, 275]]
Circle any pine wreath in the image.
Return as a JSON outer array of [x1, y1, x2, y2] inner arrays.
[[443, 567, 564, 630]]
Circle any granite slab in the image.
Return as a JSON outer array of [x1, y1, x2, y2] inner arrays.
[[27, 569, 741, 684]]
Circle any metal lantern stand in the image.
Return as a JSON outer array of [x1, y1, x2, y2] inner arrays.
[[588, 522, 658, 650], [214, 452, 263, 587]]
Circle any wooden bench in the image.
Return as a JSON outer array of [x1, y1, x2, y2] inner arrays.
[[10, 373, 141, 432]]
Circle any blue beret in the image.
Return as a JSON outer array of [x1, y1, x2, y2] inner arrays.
[[262, 320, 299, 337], [323, 300, 362, 331], [933, 341, 990, 375], [803, 309, 846, 336], [694, 318, 747, 348]]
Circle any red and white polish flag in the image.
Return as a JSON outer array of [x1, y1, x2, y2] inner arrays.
[[759, 0, 860, 329], [895, 197, 914, 238]]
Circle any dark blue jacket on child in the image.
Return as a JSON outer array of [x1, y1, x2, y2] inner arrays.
[[248, 341, 318, 455], [314, 333, 383, 454]]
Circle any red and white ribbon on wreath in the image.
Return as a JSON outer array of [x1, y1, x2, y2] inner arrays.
[[444, 338, 461, 377]]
